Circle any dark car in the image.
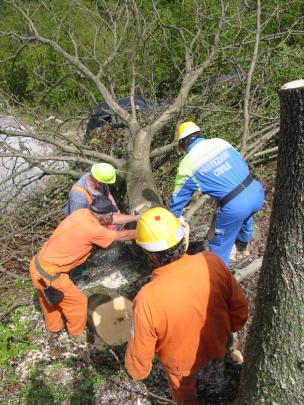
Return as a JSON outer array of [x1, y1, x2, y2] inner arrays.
[[85, 96, 150, 140]]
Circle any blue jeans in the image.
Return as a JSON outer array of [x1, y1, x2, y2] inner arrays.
[[208, 179, 265, 266]]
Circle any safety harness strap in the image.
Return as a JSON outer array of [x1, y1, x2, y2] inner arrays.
[[219, 175, 253, 208], [71, 185, 93, 204], [34, 255, 60, 282]]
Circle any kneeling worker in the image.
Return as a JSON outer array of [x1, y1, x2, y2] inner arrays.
[[30, 195, 139, 339], [125, 208, 248, 405]]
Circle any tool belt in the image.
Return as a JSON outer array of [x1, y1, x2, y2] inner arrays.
[[219, 175, 253, 208], [34, 255, 60, 282]]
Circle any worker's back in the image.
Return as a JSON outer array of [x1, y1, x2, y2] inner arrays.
[[39, 208, 116, 274], [127, 251, 248, 376], [175, 138, 250, 200]]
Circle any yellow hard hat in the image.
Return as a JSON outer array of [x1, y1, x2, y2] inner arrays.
[[91, 163, 116, 184], [136, 207, 184, 252], [176, 121, 201, 142]]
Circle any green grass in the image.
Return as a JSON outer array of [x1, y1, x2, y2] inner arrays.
[[0, 300, 38, 367]]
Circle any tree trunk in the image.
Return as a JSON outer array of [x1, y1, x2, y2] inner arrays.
[[234, 80, 304, 405], [122, 128, 163, 209], [124, 157, 162, 209]]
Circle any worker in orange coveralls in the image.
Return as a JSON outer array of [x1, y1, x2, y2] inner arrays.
[[125, 207, 248, 405], [30, 194, 139, 339]]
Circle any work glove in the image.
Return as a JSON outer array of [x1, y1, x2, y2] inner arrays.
[[179, 216, 190, 251]]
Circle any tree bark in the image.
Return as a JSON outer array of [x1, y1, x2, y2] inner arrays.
[[234, 80, 304, 404], [124, 156, 162, 209]]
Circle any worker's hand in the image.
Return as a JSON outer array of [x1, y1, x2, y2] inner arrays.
[[179, 216, 190, 251], [183, 221, 190, 251], [133, 214, 140, 221], [178, 215, 186, 225]]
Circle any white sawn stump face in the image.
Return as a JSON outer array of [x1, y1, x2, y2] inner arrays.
[[92, 296, 133, 345]]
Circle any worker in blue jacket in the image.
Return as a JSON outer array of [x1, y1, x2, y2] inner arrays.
[[168, 121, 265, 265]]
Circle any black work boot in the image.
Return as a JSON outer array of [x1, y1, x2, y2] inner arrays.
[[235, 239, 248, 252]]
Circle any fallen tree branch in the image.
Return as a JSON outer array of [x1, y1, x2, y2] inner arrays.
[[252, 154, 278, 166], [184, 194, 210, 222], [252, 146, 278, 159], [0, 301, 31, 322], [248, 122, 279, 141], [234, 257, 263, 283], [245, 127, 279, 161]]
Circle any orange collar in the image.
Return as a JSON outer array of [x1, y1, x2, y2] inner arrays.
[[152, 254, 193, 278]]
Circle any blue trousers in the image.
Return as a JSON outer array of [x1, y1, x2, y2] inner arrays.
[[209, 179, 265, 266]]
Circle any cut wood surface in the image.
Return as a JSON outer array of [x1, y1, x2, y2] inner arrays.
[[91, 296, 133, 346]]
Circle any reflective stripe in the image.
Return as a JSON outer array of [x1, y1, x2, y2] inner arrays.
[[71, 185, 93, 204], [191, 175, 201, 192], [137, 225, 184, 252]]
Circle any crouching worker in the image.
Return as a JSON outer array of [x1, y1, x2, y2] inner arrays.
[[30, 195, 139, 339], [125, 208, 248, 405], [64, 162, 119, 217]]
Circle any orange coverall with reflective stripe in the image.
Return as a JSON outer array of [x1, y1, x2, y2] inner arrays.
[[125, 252, 248, 403], [30, 208, 118, 336]]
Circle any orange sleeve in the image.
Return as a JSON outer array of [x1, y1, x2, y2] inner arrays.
[[125, 295, 157, 380], [112, 229, 137, 242], [227, 270, 248, 331], [204, 252, 248, 332], [91, 226, 117, 249]]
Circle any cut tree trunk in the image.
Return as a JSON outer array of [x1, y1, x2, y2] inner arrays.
[[234, 80, 304, 405]]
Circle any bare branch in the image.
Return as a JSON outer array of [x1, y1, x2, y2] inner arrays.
[[148, 2, 227, 137], [150, 141, 176, 158], [0, 301, 31, 323], [241, 0, 261, 153], [245, 127, 279, 160], [5, 0, 131, 123], [252, 146, 278, 158], [0, 127, 124, 168], [184, 194, 210, 222]]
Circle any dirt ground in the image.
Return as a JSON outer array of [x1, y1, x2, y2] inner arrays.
[[0, 162, 277, 405]]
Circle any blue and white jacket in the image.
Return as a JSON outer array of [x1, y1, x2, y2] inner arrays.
[[169, 138, 250, 217]]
